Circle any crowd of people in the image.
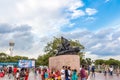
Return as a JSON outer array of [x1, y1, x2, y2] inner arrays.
[[0, 65, 119, 80], [0, 66, 29, 80], [0, 65, 93, 80], [34, 65, 89, 80]]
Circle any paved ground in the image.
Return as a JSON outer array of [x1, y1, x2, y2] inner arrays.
[[88, 73, 120, 80], [0, 72, 120, 80]]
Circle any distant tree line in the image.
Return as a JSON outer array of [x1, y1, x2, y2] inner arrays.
[[0, 52, 29, 62], [95, 58, 120, 68], [0, 52, 36, 65]]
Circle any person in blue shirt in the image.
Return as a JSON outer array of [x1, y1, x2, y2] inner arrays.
[[44, 69, 49, 80], [91, 66, 95, 77], [72, 69, 78, 80]]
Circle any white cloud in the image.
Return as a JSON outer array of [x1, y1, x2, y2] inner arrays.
[[68, 0, 85, 19], [71, 10, 85, 19], [0, 0, 85, 36], [85, 8, 98, 16], [69, 0, 84, 11], [85, 52, 99, 60]]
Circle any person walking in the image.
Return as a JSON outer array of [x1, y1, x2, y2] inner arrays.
[[109, 66, 113, 76], [85, 67, 88, 80], [25, 68, 29, 80], [68, 67, 71, 80], [104, 66, 108, 76], [41, 68, 45, 80], [65, 66, 69, 80], [15, 70, 20, 80], [44, 69, 49, 80], [91, 66, 95, 77], [8, 67, 13, 79], [13, 67, 18, 76], [61, 66, 65, 80], [20, 68, 25, 80], [87, 65, 90, 76], [80, 65, 87, 80], [13, 66, 18, 79], [116, 67, 119, 76], [72, 69, 78, 80]]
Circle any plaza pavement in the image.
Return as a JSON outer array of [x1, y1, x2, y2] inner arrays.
[[88, 72, 120, 80]]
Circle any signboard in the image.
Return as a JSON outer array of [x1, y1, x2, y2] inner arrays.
[[18, 60, 35, 68]]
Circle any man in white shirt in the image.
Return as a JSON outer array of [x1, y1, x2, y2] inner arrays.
[[68, 66, 71, 80], [109, 66, 113, 76], [61, 66, 65, 80]]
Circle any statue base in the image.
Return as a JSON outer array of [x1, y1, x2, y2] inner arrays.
[[49, 55, 80, 72]]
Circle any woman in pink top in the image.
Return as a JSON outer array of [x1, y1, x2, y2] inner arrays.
[[80, 65, 87, 80]]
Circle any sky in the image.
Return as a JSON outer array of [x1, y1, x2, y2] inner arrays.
[[0, 0, 120, 60]]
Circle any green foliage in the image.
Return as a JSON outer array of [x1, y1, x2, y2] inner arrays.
[[105, 58, 120, 66], [37, 53, 53, 66], [0, 52, 29, 63], [86, 58, 92, 65], [80, 58, 92, 66], [95, 58, 120, 67], [95, 59, 105, 65], [81, 59, 87, 66]]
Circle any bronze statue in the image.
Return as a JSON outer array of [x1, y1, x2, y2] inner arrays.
[[56, 36, 80, 56]]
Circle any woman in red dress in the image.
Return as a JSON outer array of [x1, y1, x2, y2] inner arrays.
[[25, 68, 29, 80]]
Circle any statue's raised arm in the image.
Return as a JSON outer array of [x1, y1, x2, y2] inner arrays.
[[61, 36, 70, 50]]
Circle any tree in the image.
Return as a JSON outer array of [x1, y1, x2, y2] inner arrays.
[[86, 58, 92, 65], [81, 59, 87, 66], [95, 58, 120, 69], [37, 37, 85, 66], [0, 52, 8, 62], [37, 53, 53, 66], [95, 59, 105, 65], [0, 53, 30, 63], [105, 59, 120, 68]]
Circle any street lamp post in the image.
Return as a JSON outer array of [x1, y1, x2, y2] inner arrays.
[[9, 40, 15, 56]]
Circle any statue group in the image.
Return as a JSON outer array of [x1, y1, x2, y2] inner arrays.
[[56, 37, 80, 56]]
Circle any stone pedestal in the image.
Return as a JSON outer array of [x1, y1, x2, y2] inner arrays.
[[49, 55, 80, 72]]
